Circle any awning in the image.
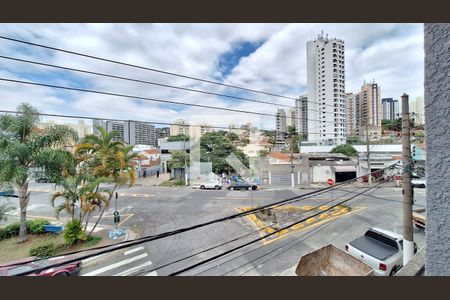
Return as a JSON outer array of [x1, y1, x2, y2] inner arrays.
[[332, 166, 356, 172]]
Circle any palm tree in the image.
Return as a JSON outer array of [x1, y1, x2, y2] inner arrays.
[[75, 126, 137, 237], [0, 103, 77, 242]]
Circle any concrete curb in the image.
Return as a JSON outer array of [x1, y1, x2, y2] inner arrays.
[[80, 228, 138, 269]]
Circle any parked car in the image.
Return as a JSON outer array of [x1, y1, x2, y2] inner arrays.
[[36, 177, 51, 183], [227, 180, 257, 191], [0, 256, 82, 276], [411, 178, 426, 188], [199, 180, 222, 190], [345, 228, 417, 276]]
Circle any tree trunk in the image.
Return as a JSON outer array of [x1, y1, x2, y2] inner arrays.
[[87, 183, 117, 238], [17, 181, 29, 243]]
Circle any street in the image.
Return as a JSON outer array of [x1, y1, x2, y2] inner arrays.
[[1, 180, 427, 276]]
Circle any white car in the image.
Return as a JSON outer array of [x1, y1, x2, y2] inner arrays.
[[199, 180, 222, 190], [411, 178, 426, 188], [345, 228, 417, 276]]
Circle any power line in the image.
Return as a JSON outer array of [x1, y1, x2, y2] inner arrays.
[[0, 55, 292, 108], [0, 35, 297, 101], [0, 109, 352, 136], [8, 178, 358, 274], [132, 184, 364, 276], [168, 178, 390, 276], [0, 55, 349, 117], [223, 178, 390, 276], [0, 77, 350, 131], [191, 178, 389, 276], [9, 166, 396, 274], [0, 37, 352, 114]]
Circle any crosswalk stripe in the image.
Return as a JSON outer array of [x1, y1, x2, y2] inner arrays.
[[144, 271, 158, 276], [123, 246, 144, 256], [115, 260, 153, 276], [82, 253, 148, 276]]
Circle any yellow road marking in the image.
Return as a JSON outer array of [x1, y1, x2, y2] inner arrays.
[[237, 206, 367, 246]]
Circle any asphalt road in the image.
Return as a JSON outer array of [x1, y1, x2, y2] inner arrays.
[[1, 181, 427, 276]]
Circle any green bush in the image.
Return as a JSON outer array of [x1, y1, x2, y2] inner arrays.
[[0, 223, 20, 240], [27, 219, 51, 234], [29, 243, 57, 258], [63, 219, 86, 246], [0, 220, 51, 241]]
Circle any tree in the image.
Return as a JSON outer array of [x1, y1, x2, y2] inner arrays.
[[330, 144, 358, 157], [74, 127, 137, 237], [0, 103, 77, 242], [167, 134, 190, 142], [200, 131, 249, 174], [168, 150, 190, 169]]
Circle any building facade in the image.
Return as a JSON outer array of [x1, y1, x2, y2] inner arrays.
[[92, 119, 106, 136], [106, 121, 157, 146], [170, 119, 190, 136], [382, 98, 400, 120], [411, 96, 425, 125], [306, 32, 346, 146], [296, 95, 308, 137], [275, 108, 287, 143], [359, 82, 382, 139], [156, 127, 170, 139], [345, 93, 357, 136]]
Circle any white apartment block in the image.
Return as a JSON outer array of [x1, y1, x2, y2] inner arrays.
[[286, 107, 298, 130], [275, 108, 287, 142], [307, 32, 346, 146], [381, 98, 400, 120], [296, 95, 308, 137]]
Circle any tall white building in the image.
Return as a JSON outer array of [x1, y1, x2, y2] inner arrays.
[[411, 96, 425, 125], [106, 121, 157, 146], [307, 32, 346, 146], [296, 95, 308, 137], [286, 107, 298, 130], [275, 109, 287, 142], [381, 98, 400, 120]]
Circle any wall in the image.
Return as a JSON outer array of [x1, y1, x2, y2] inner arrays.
[[424, 23, 450, 275], [311, 165, 333, 183]]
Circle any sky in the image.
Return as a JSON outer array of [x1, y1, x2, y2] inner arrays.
[[0, 23, 424, 130]]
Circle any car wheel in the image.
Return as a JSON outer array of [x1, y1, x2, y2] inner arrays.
[[55, 272, 69, 276], [214, 185, 219, 190], [247, 186, 251, 191], [389, 267, 397, 276], [200, 185, 205, 189], [230, 187, 234, 191], [252, 186, 257, 190]]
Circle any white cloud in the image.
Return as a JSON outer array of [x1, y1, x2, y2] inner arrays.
[[0, 23, 424, 129]]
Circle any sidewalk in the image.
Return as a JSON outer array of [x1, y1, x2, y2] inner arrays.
[[135, 172, 170, 187]]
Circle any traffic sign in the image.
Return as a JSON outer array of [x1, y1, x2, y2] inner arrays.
[[327, 179, 335, 186]]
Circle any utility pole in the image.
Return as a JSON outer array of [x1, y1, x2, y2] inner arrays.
[[365, 120, 372, 184], [401, 93, 414, 265], [290, 137, 295, 188]]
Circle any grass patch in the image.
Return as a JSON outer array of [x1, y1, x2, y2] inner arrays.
[[0, 233, 104, 264], [159, 179, 185, 186]]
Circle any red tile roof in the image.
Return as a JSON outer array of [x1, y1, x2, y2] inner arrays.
[[143, 149, 160, 155], [268, 152, 291, 161]]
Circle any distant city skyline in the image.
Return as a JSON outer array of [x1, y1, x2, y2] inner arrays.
[[0, 24, 424, 131]]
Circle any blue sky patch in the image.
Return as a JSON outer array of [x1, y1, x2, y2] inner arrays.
[[217, 40, 264, 79]]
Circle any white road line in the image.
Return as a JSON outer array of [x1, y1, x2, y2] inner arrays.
[[123, 246, 144, 256], [144, 271, 158, 276], [82, 253, 148, 276], [82, 252, 110, 263], [115, 260, 153, 276]]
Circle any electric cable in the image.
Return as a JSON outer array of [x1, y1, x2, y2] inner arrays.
[[167, 177, 391, 276]]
